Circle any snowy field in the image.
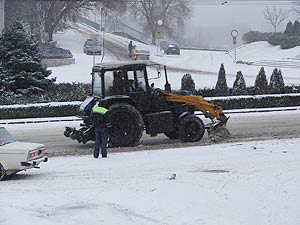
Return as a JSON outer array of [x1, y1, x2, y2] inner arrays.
[[50, 26, 300, 89], [1, 138, 300, 225]]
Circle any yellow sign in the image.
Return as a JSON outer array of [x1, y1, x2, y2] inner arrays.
[[155, 32, 164, 39]]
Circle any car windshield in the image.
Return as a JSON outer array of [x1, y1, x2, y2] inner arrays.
[[86, 39, 99, 46], [0, 127, 15, 146]]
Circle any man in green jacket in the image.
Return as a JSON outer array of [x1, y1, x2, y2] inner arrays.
[[91, 104, 110, 158]]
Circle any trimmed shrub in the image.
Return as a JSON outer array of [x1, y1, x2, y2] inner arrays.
[[254, 67, 269, 95], [181, 73, 196, 93], [215, 64, 229, 96], [232, 71, 247, 95], [269, 68, 285, 94]]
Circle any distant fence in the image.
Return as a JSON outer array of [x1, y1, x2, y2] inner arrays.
[[75, 16, 100, 31], [75, 15, 150, 44]]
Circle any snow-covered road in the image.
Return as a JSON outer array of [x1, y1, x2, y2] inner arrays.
[[1, 138, 300, 225], [3, 110, 300, 155]]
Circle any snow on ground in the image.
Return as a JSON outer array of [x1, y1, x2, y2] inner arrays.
[[1, 138, 300, 225], [50, 26, 300, 89]]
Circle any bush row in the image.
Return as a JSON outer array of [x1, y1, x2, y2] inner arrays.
[[0, 102, 81, 119], [208, 94, 300, 110], [196, 85, 300, 97], [0, 83, 91, 105], [1, 94, 300, 119]]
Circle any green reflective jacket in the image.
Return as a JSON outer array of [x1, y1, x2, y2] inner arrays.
[[92, 106, 108, 115]]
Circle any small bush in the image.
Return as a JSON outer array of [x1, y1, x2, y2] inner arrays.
[[268, 33, 286, 46], [242, 31, 272, 44], [39, 43, 73, 59], [281, 36, 300, 49]]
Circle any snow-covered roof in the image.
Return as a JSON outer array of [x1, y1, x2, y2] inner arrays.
[[92, 60, 160, 71]]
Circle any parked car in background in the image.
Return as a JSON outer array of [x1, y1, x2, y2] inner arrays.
[[0, 127, 48, 180], [83, 38, 101, 55], [165, 44, 180, 55]]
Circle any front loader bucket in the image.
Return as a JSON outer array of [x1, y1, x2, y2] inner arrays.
[[207, 117, 230, 142]]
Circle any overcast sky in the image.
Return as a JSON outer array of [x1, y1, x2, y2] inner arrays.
[[184, 0, 298, 48]]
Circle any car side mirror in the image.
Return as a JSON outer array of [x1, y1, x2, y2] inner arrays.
[[151, 83, 154, 88]]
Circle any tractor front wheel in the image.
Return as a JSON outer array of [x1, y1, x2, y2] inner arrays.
[[108, 103, 144, 147], [179, 115, 205, 142]]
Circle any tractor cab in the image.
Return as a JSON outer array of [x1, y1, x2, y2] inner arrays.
[[91, 60, 171, 113], [91, 60, 165, 98]]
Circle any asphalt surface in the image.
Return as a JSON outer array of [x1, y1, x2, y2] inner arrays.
[[6, 111, 300, 157]]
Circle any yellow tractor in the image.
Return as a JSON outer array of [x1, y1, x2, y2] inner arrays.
[[64, 60, 229, 146]]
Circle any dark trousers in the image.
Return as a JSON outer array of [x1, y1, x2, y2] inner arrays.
[[94, 127, 107, 158]]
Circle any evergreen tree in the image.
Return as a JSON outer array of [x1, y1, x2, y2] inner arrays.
[[232, 71, 247, 95], [0, 20, 55, 95], [254, 67, 269, 95], [294, 20, 300, 36], [269, 68, 285, 94], [181, 73, 195, 93], [215, 64, 229, 96], [284, 21, 294, 35]]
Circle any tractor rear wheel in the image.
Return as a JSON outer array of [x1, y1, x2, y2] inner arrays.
[[108, 103, 144, 147], [179, 115, 205, 142]]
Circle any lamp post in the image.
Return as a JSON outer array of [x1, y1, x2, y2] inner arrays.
[[100, 7, 105, 63]]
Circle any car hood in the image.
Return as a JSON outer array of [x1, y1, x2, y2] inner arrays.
[[0, 141, 44, 153]]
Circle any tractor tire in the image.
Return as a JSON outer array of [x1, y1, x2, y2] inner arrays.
[[0, 163, 6, 181], [179, 115, 205, 142], [108, 103, 144, 147], [164, 131, 179, 139]]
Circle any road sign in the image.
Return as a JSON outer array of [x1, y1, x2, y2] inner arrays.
[[157, 20, 163, 26], [233, 36, 237, 45], [155, 32, 164, 39]]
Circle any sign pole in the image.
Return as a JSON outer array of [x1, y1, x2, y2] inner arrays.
[[231, 29, 238, 63]]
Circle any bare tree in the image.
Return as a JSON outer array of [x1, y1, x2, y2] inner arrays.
[[7, 0, 123, 42], [264, 6, 289, 32], [128, 0, 191, 44]]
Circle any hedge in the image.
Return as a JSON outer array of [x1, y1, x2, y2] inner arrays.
[[0, 102, 81, 119], [207, 93, 300, 110], [1, 94, 300, 119]]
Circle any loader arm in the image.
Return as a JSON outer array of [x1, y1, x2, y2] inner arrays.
[[163, 91, 228, 124]]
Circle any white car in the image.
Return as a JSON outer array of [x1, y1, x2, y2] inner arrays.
[[0, 127, 48, 180]]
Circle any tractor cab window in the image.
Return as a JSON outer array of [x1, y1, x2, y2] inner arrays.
[[104, 71, 114, 96], [136, 69, 146, 91], [93, 72, 102, 97]]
